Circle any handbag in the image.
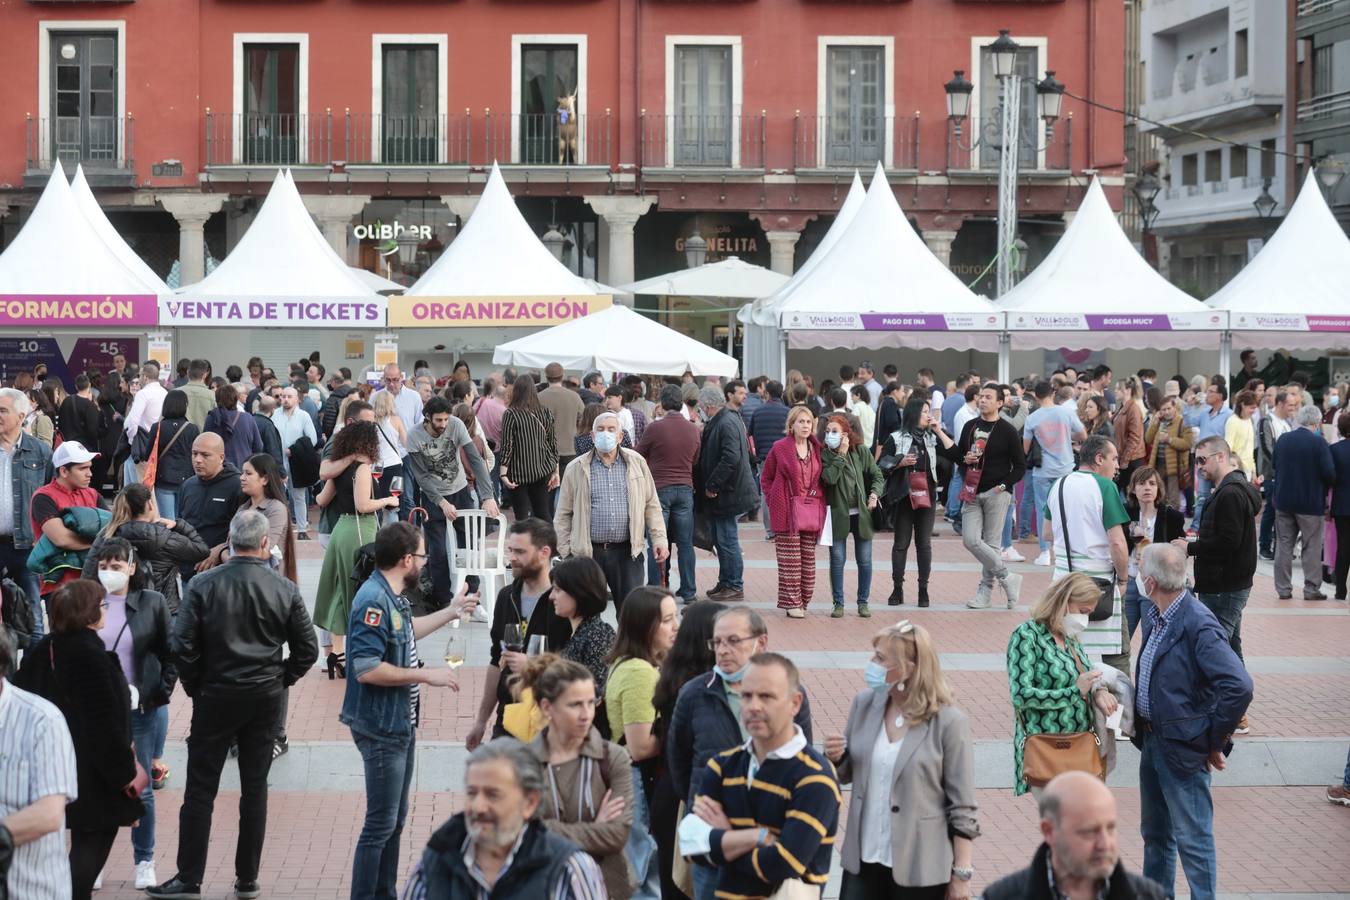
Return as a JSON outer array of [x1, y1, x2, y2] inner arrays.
[[1018, 643, 1106, 787], [768, 880, 822, 900], [670, 800, 695, 897], [907, 470, 932, 509], [144, 421, 190, 490], [789, 454, 826, 532], [1056, 474, 1116, 622]]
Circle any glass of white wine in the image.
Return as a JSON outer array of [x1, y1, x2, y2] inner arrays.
[[443, 628, 465, 670]]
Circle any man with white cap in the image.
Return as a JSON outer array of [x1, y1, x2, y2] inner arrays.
[[29, 441, 107, 599]]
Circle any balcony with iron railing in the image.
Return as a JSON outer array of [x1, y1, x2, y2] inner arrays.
[[1297, 88, 1350, 125], [25, 113, 135, 186], [638, 112, 766, 172], [792, 113, 921, 173]]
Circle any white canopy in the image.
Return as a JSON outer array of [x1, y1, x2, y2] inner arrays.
[[493, 304, 739, 376], [349, 266, 405, 294], [1208, 173, 1350, 350], [71, 165, 169, 293], [165, 170, 385, 328], [775, 163, 1002, 352], [0, 161, 164, 296], [407, 163, 599, 297], [619, 256, 788, 299], [999, 177, 1221, 350]]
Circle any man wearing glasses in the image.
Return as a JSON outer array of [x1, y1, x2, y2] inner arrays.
[[665, 605, 814, 900], [373, 363, 424, 436]]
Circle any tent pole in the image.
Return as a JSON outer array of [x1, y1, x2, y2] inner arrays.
[[997, 332, 1011, 384], [1219, 331, 1232, 390], [778, 332, 788, 385]]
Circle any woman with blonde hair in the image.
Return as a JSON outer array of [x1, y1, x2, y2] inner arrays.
[[826, 621, 979, 899], [520, 654, 635, 899], [370, 389, 409, 520], [760, 405, 825, 617], [1006, 574, 1120, 797], [1113, 377, 1146, 489]]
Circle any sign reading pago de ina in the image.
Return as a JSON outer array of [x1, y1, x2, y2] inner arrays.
[[387, 295, 612, 328]]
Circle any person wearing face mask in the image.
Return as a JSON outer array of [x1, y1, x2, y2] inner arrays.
[[825, 621, 979, 900], [340, 522, 477, 900], [665, 606, 813, 900], [1006, 574, 1120, 798], [81, 484, 209, 615]]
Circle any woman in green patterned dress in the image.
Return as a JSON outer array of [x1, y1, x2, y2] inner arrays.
[[1006, 573, 1119, 796]]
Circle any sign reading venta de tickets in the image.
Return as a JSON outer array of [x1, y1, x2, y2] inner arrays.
[[387, 295, 611, 327], [0, 295, 158, 328], [158, 297, 388, 327]]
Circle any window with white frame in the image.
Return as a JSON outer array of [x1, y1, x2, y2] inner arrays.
[[674, 45, 733, 166], [825, 45, 885, 168]]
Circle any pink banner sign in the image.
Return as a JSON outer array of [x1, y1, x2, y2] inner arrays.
[[0, 295, 158, 328]]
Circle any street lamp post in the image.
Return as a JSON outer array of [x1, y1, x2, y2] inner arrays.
[[1132, 167, 1163, 267]]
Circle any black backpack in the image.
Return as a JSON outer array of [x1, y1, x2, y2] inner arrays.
[[1, 577, 37, 650]]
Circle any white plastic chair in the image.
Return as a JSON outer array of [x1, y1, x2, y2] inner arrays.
[[446, 509, 509, 621]]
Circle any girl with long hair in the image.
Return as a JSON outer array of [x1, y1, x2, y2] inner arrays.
[[240, 454, 298, 584], [83, 483, 208, 614], [880, 397, 957, 608], [150, 389, 199, 521], [550, 556, 617, 694], [498, 374, 559, 521], [1113, 378, 1146, 490], [822, 413, 885, 618], [370, 390, 409, 522]]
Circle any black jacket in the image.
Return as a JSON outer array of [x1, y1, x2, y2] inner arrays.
[[179, 463, 243, 550], [82, 519, 209, 613], [1124, 502, 1187, 556], [1187, 470, 1262, 593], [980, 843, 1167, 900], [172, 555, 319, 698], [698, 407, 758, 517], [153, 417, 199, 489], [487, 579, 573, 736], [319, 383, 356, 440], [411, 815, 586, 900], [14, 630, 144, 830], [58, 394, 101, 448], [254, 413, 285, 472]]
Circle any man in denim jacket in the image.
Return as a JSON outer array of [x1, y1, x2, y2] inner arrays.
[[0, 388, 53, 637], [340, 521, 477, 900]]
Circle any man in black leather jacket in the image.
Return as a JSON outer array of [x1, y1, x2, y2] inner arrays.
[[980, 772, 1165, 900], [150, 510, 317, 900]]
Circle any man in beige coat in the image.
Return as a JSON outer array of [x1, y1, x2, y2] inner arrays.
[[555, 411, 668, 611]]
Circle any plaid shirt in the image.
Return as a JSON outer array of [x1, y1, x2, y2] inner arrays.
[[589, 452, 630, 543], [1136, 593, 1185, 721]]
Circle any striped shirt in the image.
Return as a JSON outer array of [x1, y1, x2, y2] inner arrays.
[[408, 625, 421, 728], [0, 682, 78, 900], [399, 825, 606, 900], [499, 407, 558, 484]]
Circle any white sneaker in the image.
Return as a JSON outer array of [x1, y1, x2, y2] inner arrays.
[[93, 870, 104, 891], [1001, 547, 1025, 563], [1002, 572, 1023, 608], [1034, 550, 1052, 567], [135, 861, 157, 889]]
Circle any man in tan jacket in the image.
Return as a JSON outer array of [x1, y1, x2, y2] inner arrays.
[[555, 411, 668, 611]]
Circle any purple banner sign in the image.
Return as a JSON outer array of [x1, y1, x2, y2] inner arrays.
[[1084, 314, 1171, 330], [1307, 316, 1350, 332], [0, 295, 158, 328], [859, 313, 952, 331]]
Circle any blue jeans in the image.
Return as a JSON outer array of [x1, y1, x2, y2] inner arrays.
[[351, 731, 417, 900], [829, 513, 873, 606], [626, 770, 660, 899], [1343, 745, 1350, 789], [1123, 577, 1154, 640], [287, 480, 310, 534], [154, 487, 178, 521], [1033, 472, 1060, 553], [1019, 470, 1038, 539], [1139, 731, 1218, 900], [1259, 480, 1276, 553], [0, 542, 44, 640], [945, 471, 963, 522], [656, 486, 696, 600], [130, 707, 160, 863], [710, 515, 743, 591], [153, 703, 169, 764], [1196, 588, 1250, 662], [1192, 472, 1212, 527], [691, 861, 718, 900], [1001, 496, 1015, 550]]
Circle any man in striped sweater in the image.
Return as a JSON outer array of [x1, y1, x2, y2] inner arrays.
[[679, 652, 839, 900]]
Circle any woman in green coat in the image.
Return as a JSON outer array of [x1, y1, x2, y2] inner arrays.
[[1006, 573, 1120, 796], [821, 413, 884, 618]]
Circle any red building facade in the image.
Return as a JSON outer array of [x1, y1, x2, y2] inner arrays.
[[0, 0, 1125, 353]]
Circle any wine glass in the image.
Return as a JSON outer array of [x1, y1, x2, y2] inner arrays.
[[502, 623, 524, 654], [370, 462, 384, 483], [526, 634, 547, 656], [443, 629, 465, 669], [388, 475, 403, 499]]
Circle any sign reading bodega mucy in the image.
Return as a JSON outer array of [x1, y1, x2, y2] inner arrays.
[[158, 297, 387, 327]]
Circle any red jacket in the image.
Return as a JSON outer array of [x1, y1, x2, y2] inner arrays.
[[760, 435, 824, 534]]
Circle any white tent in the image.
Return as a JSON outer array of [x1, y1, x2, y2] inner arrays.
[[493, 304, 739, 376], [164, 170, 386, 328], [407, 163, 601, 298], [775, 163, 1003, 353], [739, 171, 867, 379], [619, 256, 788, 299], [349, 266, 405, 294], [71, 165, 169, 294], [1208, 173, 1350, 351], [999, 177, 1222, 350], [0, 161, 164, 298]]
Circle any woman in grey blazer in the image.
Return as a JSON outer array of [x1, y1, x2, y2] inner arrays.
[[825, 621, 979, 899]]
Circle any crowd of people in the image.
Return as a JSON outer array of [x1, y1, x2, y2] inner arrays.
[[0, 348, 1346, 900]]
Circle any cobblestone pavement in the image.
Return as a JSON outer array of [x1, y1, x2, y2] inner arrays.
[[93, 522, 1350, 899]]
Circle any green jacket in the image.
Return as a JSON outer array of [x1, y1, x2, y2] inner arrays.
[[820, 447, 884, 540], [27, 506, 113, 586]]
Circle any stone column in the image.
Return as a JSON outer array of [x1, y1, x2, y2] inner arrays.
[[583, 195, 656, 288], [157, 193, 227, 286], [303, 195, 371, 263], [764, 231, 801, 276], [441, 195, 480, 226], [922, 229, 959, 267]]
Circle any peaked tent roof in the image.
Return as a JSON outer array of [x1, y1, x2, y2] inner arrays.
[[349, 266, 405, 294], [1207, 174, 1350, 347], [407, 163, 599, 297], [493, 304, 738, 376], [997, 177, 1220, 349], [745, 170, 866, 325], [0, 161, 165, 295], [175, 169, 378, 299], [71, 165, 169, 293], [619, 256, 788, 299]]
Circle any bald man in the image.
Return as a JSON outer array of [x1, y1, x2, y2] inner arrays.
[[982, 772, 1165, 899], [178, 433, 244, 581]]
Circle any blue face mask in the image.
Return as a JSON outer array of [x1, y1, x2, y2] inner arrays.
[[715, 662, 748, 683], [593, 431, 618, 453], [824, 431, 842, 449], [864, 661, 895, 694]]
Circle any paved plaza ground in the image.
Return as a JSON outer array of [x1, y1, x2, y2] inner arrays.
[[92, 520, 1350, 899]]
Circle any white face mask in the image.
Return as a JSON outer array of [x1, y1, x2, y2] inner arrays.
[[1063, 612, 1089, 638], [98, 569, 130, 595], [1135, 573, 1150, 600]]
